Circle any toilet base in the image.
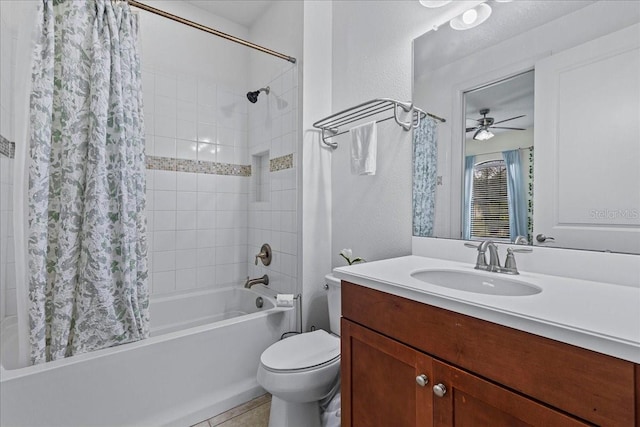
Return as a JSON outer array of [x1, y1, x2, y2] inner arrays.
[[268, 395, 321, 427]]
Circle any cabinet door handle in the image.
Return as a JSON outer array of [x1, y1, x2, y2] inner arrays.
[[432, 383, 447, 397], [415, 374, 429, 387]]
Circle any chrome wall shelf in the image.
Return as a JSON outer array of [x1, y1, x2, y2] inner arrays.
[[312, 98, 445, 149]]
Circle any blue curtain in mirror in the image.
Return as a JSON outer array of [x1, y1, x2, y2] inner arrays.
[[503, 149, 527, 241], [462, 155, 475, 240], [412, 117, 438, 237]]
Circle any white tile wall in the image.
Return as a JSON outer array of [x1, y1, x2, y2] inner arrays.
[[1, 1, 17, 320], [143, 68, 252, 295], [247, 65, 298, 295], [0, 157, 15, 318], [144, 63, 299, 297]]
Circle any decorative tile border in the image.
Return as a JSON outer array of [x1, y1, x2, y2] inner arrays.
[[0, 139, 294, 173], [0, 134, 15, 158], [146, 156, 176, 171], [146, 153, 294, 176], [217, 162, 252, 176], [270, 153, 293, 172], [146, 155, 251, 177]]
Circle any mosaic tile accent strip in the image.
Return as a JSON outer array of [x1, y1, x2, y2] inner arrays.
[[176, 159, 192, 173], [146, 156, 176, 171], [269, 153, 293, 172], [146, 155, 251, 177], [217, 162, 251, 176], [0, 134, 15, 158]]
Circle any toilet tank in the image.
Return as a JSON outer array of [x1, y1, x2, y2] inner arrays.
[[325, 273, 342, 336]]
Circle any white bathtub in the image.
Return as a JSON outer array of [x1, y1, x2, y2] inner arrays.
[[0, 286, 291, 427]]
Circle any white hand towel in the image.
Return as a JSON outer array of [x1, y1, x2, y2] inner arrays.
[[350, 121, 378, 175]]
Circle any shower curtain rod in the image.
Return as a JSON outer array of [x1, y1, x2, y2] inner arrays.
[[128, 0, 297, 64]]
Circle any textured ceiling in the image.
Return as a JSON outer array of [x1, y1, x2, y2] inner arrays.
[[414, 1, 595, 76], [415, 1, 596, 137]]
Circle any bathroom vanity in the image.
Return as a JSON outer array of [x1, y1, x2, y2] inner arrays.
[[335, 256, 640, 427]]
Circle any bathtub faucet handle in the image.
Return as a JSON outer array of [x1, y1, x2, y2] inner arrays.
[[255, 243, 272, 266]]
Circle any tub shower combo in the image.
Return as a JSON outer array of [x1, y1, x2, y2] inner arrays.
[[0, 1, 298, 426]]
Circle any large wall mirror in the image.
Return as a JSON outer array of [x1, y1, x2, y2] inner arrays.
[[413, 0, 640, 254]]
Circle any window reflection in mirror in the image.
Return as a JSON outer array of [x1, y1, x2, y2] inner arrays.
[[462, 70, 534, 244]]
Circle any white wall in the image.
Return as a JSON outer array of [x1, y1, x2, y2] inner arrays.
[[140, 1, 250, 88], [329, 1, 476, 268], [248, 1, 302, 90], [301, 1, 333, 331]]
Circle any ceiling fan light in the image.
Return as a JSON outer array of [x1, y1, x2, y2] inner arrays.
[[450, 3, 492, 30], [473, 128, 495, 141], [419, 0, 453, 8]]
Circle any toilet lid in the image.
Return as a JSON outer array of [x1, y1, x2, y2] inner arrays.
[[261, 330, 340, 371]]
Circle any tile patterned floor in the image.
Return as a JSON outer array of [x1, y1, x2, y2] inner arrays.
[[192, 394, 271, 427]]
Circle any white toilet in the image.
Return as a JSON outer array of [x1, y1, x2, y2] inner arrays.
[[257, 274, 342, 427]]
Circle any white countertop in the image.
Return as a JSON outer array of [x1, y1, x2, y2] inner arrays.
[[333, 255, 640, 364]]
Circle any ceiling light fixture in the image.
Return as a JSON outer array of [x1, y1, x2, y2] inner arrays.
[[419, 0, 453, 7], [450, 3, 492, 30], [473, 128, 495, 141], [462, 8, 478, 25]]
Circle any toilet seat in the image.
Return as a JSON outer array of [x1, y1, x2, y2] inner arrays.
[[260, 330, 340, 373]]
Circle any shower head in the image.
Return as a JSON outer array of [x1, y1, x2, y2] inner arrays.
[[246, 86, 270, 103]]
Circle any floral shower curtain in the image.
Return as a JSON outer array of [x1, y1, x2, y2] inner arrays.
[[413, 117, 439, 237], [28, 0, 149, 364]]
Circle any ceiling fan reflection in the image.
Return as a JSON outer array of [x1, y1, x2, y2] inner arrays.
[[467, 108, 526, 141]]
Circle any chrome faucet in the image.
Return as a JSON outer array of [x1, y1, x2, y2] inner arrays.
[[465, 240, 500, 272], [465, 241, 532, 275], [244, 274, 269, 288], [484, 241, 501, 272]]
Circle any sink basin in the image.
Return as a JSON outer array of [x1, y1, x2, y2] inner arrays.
[[410, 269, 542, 296]]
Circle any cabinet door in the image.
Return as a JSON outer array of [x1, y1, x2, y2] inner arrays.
[[341, 319, 433, 427], [431, 360, 591, 427]]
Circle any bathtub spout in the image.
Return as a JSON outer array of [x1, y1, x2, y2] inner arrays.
[[244, 274, 269, 288]]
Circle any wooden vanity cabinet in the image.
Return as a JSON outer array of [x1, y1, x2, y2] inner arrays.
[[341, 281, 638, 427]]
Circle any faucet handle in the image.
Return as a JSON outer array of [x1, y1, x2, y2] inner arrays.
[[464, 242, 488, 269], [509, 247, 533, 253], [503, 247, 532, 275], [513, 235, 529, 245], [254, 243, 272, 266]]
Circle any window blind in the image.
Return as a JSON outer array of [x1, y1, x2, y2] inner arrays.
[[470, 160, 510, 240]]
